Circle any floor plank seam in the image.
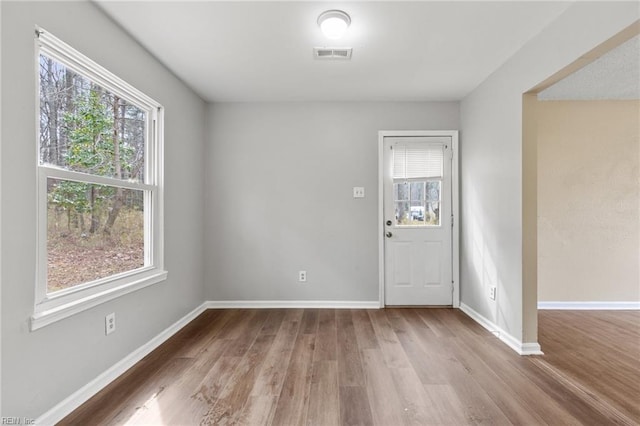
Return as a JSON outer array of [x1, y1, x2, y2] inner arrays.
[[529, 357, 638, 425]]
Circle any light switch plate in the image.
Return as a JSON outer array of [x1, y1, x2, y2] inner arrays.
[[353, 187, 365, 198]]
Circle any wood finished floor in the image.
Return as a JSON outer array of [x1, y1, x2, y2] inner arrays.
[[60, 309, 640, 425]]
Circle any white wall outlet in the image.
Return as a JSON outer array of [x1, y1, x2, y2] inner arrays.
[[298, 270, 307, 282], [353, 187, 365, 198], [489, 286, 497, 301], [105, 312, 116, 335]]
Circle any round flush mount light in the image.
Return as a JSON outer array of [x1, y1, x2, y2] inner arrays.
[[317, 10, 351, 39]]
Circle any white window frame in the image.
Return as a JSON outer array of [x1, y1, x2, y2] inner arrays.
[[31, 28, 166, 330]]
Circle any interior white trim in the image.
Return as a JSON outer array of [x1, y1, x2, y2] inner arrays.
[[31, 270, 168, 331], [460, 302, 543, 356], [35, 302, 208, 426], [450, 133, 460, 309], [521, 342, 545, 355], [378, 130, 460, 308], [377, 134, 385, 307], [538, 301, 640, 310], [205, 300, 380, 309]]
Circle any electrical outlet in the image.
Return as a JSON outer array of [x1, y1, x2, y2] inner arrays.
[[298, 270, 307, 282], [489, 286, 497, 301], [353, 187, 365, 198], [105, 312, 116, 335]]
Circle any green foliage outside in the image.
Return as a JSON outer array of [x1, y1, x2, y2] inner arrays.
[[48, 90, 138, 233]]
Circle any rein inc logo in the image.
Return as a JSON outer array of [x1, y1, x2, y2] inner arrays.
[[1, 418, 35, 425]]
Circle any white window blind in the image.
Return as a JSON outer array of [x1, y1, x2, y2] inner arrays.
[[393, 144, 443, 179]]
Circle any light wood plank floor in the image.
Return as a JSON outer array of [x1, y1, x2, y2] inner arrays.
[[60, 309, 640, 425]]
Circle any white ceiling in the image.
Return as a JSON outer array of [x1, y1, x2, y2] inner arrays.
[[539, 34, 640, 100], [96, 1, 573, 102]]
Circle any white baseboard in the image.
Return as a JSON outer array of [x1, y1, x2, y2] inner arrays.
[[35, 302, 209, 426], [205, 300, 381, 309], [459, 302, 543, 356], [538, 301, 640, 310], [520, 342, 544, 355]]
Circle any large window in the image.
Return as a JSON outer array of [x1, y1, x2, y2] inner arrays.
[[32, 29, 166, 329]]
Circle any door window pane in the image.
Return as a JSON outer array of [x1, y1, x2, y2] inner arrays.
[[394, 182, 409, 201], [425, 201, 440, 226], [426, 181, 440, 202], [409, 201, 426, 225], [410, 181, 424, 201], [395, 201, 410, 225], [394, 180, 441, 227]]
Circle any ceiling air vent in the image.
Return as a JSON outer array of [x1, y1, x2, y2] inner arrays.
[[313, 47, 352, 60]]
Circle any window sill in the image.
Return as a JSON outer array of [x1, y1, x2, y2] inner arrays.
[[30, 269, 167, 331]]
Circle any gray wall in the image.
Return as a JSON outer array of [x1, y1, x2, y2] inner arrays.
[[1, 1, 206, 418], [459, 2, 639, 344], [205, 102, 459, 302]]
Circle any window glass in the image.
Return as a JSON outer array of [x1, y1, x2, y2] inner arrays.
[[47, 178, 145, 293], [394, 182, 409, 201], [395, 201, 410, 225], [425, 201, 440, 226], [410, 201, 426, 225], [426, 181, 440, 202], [410, 181, 424, 200], [39, 54, 146, 183], [394, 180, 441, 226]]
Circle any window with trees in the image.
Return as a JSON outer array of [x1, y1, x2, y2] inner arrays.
[[32, 29, 166, 329], [392, 144, 443, 227]]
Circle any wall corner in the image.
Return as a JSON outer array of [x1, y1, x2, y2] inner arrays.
[[522, 93, 539, 345]]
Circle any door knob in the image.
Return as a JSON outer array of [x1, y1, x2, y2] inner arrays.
[[386, 231, 393, 238], [386, 220, 392, 226]]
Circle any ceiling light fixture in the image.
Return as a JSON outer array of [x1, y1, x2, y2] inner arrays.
[[317, 10, 351, 40]]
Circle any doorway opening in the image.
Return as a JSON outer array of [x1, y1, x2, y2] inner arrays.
[[522, 22, 639, 352]]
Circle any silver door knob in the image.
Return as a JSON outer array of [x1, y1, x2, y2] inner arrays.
[[386, 232, 393, 238]]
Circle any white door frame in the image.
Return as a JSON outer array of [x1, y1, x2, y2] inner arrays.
[[378, 130, 460, 308]]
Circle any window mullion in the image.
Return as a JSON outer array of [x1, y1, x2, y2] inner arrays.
[[40, 166, 154, 192]]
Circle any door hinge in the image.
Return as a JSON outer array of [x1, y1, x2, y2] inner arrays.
[[451, 214, 454, 228]]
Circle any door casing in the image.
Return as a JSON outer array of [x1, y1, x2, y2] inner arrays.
[[378, 130, 460, 307]]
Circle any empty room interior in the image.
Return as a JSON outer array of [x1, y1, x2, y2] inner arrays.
[[1, 1, 639, 425]]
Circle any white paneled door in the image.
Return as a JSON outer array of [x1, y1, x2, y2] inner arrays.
[[383, 136, 453, 305]]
